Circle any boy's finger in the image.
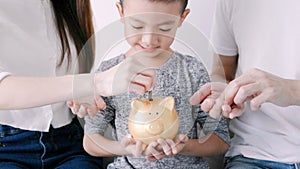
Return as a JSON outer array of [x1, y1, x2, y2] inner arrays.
[[157, 139, 172, 156], [134, 141, 143, 158]]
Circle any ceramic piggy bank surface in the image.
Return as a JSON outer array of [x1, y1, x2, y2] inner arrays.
[[128, 96, 179, 145]]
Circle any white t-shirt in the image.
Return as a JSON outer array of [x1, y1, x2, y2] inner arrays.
[[211, 0, 300, 163], [0, 0, 79, 131]]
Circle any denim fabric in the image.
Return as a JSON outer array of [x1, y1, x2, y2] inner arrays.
[[0, 118, 103, 169], [225, 155, 300, 169]]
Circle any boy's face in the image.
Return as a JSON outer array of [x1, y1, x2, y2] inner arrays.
[[117, 0, 189, 56]]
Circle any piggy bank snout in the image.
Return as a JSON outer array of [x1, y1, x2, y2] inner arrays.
[[146, 121, 164, 135]]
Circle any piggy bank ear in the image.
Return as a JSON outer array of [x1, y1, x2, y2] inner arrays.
[[159, 96, 175, 111], [131, 99, 150, 112]]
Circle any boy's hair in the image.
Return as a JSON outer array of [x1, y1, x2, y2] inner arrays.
[[119, 0, 188, 14]]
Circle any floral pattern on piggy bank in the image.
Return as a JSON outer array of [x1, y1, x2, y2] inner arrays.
[[128, 96, 179, 145]]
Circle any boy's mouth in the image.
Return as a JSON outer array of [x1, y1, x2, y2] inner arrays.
[[139, 44, 159, 52]]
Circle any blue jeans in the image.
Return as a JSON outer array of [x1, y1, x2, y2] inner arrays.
[[225, 155, 300, 169], [0, 118, 103, 169]]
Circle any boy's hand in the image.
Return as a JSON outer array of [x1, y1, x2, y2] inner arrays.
[[121, 134, 144, 158], [67, 95, 106, 118], [144, 134, 189, 161]]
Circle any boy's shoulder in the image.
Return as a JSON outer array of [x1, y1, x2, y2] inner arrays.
[[97, 54, 125, 72], [172, 51, 209, 79], [173, 51, 205, 67]]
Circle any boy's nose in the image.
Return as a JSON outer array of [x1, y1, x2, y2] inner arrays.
[[141, 33, 158, 47]]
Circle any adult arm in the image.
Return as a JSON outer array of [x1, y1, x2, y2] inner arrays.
[[83, 134, 143, 157], [224, 68, 300, 113], [0, 56, 156, 110], [190, 54, 238, 118], [180, 134, 228, 157]]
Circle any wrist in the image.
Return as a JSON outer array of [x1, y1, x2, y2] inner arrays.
[[116, 140, 132, 156], [94, 72, 111, 97], [289, 79, 300, 106], [178, 139, 192, 156], [72, 73, 95, 100]]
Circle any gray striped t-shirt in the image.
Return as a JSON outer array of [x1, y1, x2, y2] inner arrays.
[[85, 51, 230, 169]]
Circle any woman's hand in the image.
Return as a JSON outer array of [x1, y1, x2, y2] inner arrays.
[[67, 95, 106, 118], [96, 56, 157, 97], [69, 56, 157, 118]]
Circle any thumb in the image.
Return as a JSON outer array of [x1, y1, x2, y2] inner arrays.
[[121, 134, 134, 147], [67, 101, 74, 107], [95, 95, 106, 110], [175, 134, 188, 143], [189, 83, 212, 105]]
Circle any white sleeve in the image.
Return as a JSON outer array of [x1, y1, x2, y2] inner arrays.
[[0, 67, 11, 82], [210, 0, 238, 56]]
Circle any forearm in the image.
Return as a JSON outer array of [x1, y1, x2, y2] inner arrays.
[[180, 134, 228, 157], [211, 54, 238, 83], [83, 134, 129, 157], [0, 74, 97, 110]]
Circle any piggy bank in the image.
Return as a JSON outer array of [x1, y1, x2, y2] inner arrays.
[[128, 96, 179, 145]]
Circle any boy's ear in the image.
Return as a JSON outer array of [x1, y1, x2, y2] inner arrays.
[[131, 99, 151, 112], [116, 2, 124, 22], [159, 96, 175, 111], [178, 9, 190, 27]]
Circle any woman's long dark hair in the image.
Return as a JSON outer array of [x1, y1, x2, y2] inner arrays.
[[51, 0, 95, 73]]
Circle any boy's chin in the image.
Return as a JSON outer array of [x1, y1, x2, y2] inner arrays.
[[139, 50, 161, 58], [137, 46, 158, 53], [128, 47, 172, 58]]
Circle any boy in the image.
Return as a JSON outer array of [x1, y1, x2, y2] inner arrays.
[[84, 0, 229, 168]]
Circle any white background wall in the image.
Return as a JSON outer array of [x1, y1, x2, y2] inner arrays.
[[90, 0, 217, 70]]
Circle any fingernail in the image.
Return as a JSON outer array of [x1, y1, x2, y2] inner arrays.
[[87, 108, 91, 114], [189, 99, 196, 105], [101, 103, 106, 110]]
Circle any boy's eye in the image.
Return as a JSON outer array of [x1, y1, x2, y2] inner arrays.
[[131, 25, 143, 29], [159, 28, 172, 32]]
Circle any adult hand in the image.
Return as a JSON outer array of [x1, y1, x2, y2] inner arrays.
[[67, 95, 106, 118], [120, 134, 144, 158], [144, 134, 188, 161], [189, 82, 228, 119], [223, 68, 299, 113], [96, 56, 156, 97], [70, 56, 156, 118]]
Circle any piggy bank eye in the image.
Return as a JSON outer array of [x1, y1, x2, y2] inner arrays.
[[149, 112, 152, 115], [156, 112, 159, 115]]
